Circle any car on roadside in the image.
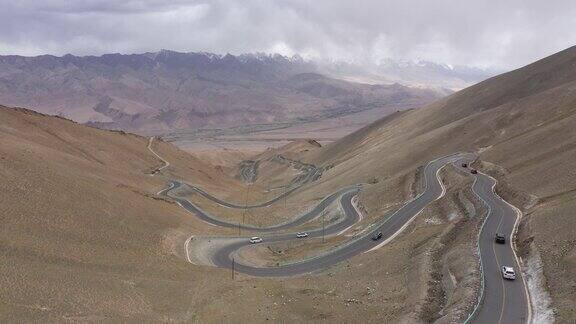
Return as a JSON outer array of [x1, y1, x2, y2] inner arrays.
[[495, 233, 506, 244], [372, 232, 383, 241], [249, 237, 263, 244], [501, 266, 516, 280], [471, 169, 478, 174], [296, 232, 308, 238]]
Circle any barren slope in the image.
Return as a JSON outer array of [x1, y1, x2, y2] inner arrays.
[[0, 103, 481, 322], [176, 45, 575, 321], [1, 105, 446, 323], [3, 45, 576, 322], [296, 45, 576, 322], [0, 106, 249, 320]]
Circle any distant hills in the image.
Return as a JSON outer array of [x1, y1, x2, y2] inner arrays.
[[319, 58, 499, 90], [0, 50, 479, 134]]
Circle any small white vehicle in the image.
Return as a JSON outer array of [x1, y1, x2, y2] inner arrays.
[[249, 237, 263, 244], [501, 266, 516, 280], [296, 232, 309, 238]]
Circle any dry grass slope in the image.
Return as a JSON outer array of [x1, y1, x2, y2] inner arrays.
[[0, 106, 248, 321], [297, 45, 576, 322]]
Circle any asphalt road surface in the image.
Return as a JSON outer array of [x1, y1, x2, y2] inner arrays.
[[464, 168, 531, 324], [161, 152, 530, 323], [167, 181, 361, 232], [175, 158, 323, 209], [175, 182, 302, 209], [165, 153, 472, 274]]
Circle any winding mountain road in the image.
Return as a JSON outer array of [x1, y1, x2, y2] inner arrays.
[[165, 153, 474, 277], [167, 181, 361, 231], [465, 169, 531, 324], [177, 181, 303, 209], [148, 138, 530, 323]]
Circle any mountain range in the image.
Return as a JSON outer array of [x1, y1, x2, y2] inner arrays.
[[0, 50, 487, 134]]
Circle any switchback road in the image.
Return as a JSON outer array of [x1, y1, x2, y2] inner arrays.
[[151, 145, 530, 323]]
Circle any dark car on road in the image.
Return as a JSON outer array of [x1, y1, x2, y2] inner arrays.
[[462, 163, 468, 168], [372, 232, 383, 241], [471, 169, 478, 174], [495, 233, 506, 244]]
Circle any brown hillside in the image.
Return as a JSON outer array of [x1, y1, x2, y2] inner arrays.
[[0, 106, 245, 321], [301, 45, 576, 321], [2, 45, 576, 322], [0, 104, 480, 323]]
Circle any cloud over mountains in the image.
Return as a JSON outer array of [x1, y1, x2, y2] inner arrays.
[[1, 0, 575, 69]]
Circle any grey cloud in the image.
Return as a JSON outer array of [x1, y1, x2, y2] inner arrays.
[[0, 0, 574, 69]]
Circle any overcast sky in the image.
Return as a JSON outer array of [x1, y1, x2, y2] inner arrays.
[[1, 0, 575, 69]]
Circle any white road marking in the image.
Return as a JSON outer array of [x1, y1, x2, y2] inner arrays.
[[465, 169, 531, 324], [365, 163, 449, 253], [365, 208, 424, 253], [336, 197, 355, 235], [436, 165, 447, 200], [157, 182, 175, 195], [464, 175, 492, 324], [351, 195, 364, 223], [481, 171, 533, 324], [174, 201, 217, 227], [184, 235, 194, 263]]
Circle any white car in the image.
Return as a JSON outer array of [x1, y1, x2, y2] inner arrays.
[[501, 266, 516, 280], [296, 232, 308, 238], [249, 237, 263, 244]]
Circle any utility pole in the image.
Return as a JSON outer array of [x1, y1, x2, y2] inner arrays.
[[247, 184, 251, 206], [322, 211, 326, 243], [238, 221, 241, 236], [242, 184, 251, 224], [232, 257, 235, 280]]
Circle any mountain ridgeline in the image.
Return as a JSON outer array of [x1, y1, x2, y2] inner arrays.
[[0, 50, 443, 134]]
